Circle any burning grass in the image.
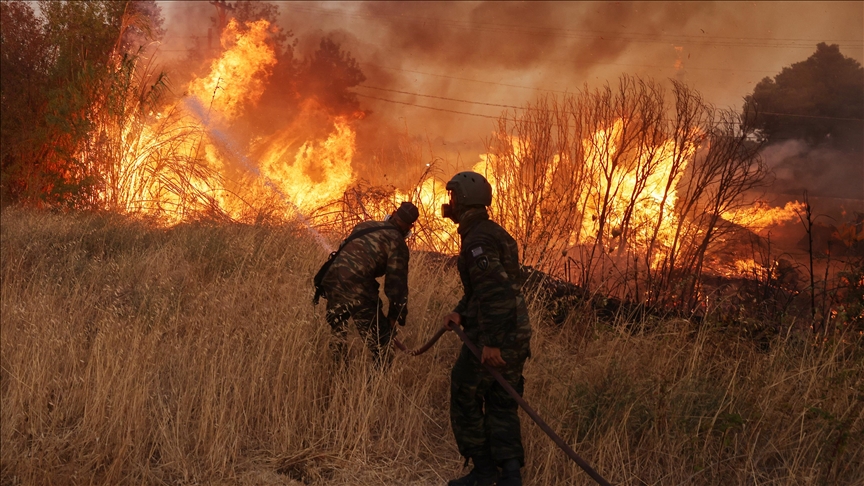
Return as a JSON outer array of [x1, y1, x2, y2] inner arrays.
[[1, 208, 862, 485]]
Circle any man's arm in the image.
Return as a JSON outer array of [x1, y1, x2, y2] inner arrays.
[[384, 240, 410, 325], [465, 234, 518, 349]]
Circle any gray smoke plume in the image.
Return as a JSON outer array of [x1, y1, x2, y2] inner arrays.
[[760, 139, 864, 212]]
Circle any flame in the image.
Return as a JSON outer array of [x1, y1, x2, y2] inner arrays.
[[188, 19, 276, 121], [724, 200, 805, 231], [102, 19, 809, 278], [106, 19, 358, 226], [579, 120, 693, 253], [259, 116, 356, 212], [469, 120, 697, 268], [733, 258, 766, 278]]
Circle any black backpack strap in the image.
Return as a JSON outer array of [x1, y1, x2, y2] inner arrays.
[[312, 224, 401, 305], [342, 224, 401, 248]]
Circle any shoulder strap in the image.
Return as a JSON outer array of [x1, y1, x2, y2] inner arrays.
[[340, 224, 401, 249], [313, 224, 402, 305]]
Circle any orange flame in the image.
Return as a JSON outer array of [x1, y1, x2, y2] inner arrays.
[[188, 19, 276, 121], [724, 200, 805, 231], [259, 115, 356, 212], [107, 20, 807, 275], [110, 19, 359, 226]]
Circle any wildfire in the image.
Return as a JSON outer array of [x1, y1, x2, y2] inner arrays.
[[188, 19, 276, 121], [724, 200, 805, 232], [733, 258, 767, 279], [465, 120, 698, 269], [109, 19, 360, 227], [106, 18, 804, 278], [259, 115, 356, 212]]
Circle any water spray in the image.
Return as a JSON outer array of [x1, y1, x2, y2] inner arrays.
[[182, 96, 335, 253]]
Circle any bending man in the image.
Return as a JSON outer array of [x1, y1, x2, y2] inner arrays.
[[318, 201, 418, 368]]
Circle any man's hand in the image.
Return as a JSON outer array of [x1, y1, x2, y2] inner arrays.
[[442, 312, 461, 331], [481, 346, 506, 367]]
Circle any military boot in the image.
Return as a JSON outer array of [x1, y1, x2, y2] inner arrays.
[[497, 458, 522, 486], [447, 455, 498, 486]]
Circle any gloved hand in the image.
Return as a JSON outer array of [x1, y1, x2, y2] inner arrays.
[[388, 303, 408, 326]]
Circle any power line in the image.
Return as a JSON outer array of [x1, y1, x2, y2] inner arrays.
[[360, 85, 864, 123], [759, 111, 864, 122], [358, 92, 701, 128], [358, 85, 527, 111], [157, 48, 802, 82], [360, 61, 786, 97], [355, 93, 500, 120]]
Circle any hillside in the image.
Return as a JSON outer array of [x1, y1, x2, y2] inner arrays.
[[1, 208, 861, 485]]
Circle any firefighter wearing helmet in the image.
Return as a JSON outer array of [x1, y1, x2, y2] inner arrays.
[[314, 201, 419, 369], [441, 171, 532, 486]]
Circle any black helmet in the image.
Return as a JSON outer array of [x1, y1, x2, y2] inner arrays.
[[446, 171, 492, 207], [393, 201, 419, 224]]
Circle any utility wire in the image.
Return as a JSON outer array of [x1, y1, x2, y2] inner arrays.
[[362, 63, 573, 94], [362, 59, 793, 80], [356, 93, 500, 120], [359, 85, 864, 123], [357, 92, 724, 128], [758, 111, 864, 122], [358, 85, 527, 111]]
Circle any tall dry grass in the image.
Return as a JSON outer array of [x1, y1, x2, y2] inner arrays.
[[1, 208, 861, 485]]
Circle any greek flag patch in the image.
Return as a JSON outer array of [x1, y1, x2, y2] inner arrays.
[[471, 246, 484, 257], [477, 256, 489, 271]]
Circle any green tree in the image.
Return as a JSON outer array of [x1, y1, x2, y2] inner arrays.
[[0, 1, 164, 207], [743, 43, 863, 151], [0, 1, 50, 206]]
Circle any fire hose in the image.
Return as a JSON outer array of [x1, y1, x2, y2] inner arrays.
[[393, 326, 612, 486]]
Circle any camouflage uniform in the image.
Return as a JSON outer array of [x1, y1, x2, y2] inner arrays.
[[450, 207, 532, 467], [321, 220, 410, 367]]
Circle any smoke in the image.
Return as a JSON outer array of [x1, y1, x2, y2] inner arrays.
[[761, 140, 863, 201], [357, 2, 709, 70], [155, 1, 863, 192]]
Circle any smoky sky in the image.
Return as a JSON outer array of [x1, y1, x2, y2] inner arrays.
[[159, 1, 863, 200], [161, 2, 863, 126], [356, 2, 713, 70]]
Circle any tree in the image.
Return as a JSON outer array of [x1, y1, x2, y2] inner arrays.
[[0, 1, 50, 206], [479, 76, 768, 312], [0, 1, 165, 207], [207, 1, 293, 57], [121, 1, 165, 53], [743, 43, 864, 151], [298, 37, 366, 117]]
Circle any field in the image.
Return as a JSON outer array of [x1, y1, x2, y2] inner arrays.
[[1, 208, 862, 485]]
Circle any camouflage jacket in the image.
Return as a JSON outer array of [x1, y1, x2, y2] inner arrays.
[[453, 208, 531, 349], [321, 220, 410, 324]]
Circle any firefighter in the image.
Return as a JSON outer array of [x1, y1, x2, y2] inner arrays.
[[440, 172, 531, 486], [317, 201, 419, 368]]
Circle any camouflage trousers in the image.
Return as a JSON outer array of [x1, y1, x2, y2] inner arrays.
[[325, 298, 394, 368], [450, 342, 529, 466]]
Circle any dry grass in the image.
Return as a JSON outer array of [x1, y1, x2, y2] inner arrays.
[[1, 208, 862, 485]]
